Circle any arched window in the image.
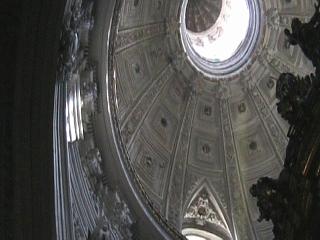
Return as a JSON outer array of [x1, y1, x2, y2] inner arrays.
[[186, 235, 207, 240], [183, 228, 224, 240]]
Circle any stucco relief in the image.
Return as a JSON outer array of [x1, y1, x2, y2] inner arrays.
[[184, 188, 226, 228]]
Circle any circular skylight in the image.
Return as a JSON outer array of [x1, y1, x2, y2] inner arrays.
[[188, 0, 250, 62], [180, 0, 261, 78]]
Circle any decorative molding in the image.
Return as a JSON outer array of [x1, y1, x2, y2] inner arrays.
[[121, 65, 174, 148], [116, 23, 166, 52], [106, 0, 187, 238], [166, 94, 196, 229], [220, 99, 256, 240], [184, 190, 225, 229], [249, 86, 288, 162], [54, 1, 135, 240]]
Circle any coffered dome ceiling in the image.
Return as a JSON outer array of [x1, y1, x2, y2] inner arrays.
[[111, 0, 316, 239]]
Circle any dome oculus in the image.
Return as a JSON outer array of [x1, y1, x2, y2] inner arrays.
[[180, 0, 261, 78], [187, 0, 249, 62]]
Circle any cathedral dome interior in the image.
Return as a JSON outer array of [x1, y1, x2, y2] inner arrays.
[[111, 0, 314, 239], [3, 0, 320, 239]]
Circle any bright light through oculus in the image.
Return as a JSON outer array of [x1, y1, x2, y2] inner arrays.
[[187, 0, 250, 62], [186, 236, 207, 240]]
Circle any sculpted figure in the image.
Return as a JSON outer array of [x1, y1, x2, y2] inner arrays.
[[58, 0, 94, 77], [276, 73, 297, 101], [284, 1, 320, 71], [58, 17, 80, 75], [250, 177, 289, 240], [276, 73, 315, 125], [88, 218, 116, 240], [81, 1, 95, 30], [250, 177, 279, 222], [276, 73, 299, 125]]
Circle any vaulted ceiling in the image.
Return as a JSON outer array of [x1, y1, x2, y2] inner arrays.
[[112, 0, 316, 239]]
